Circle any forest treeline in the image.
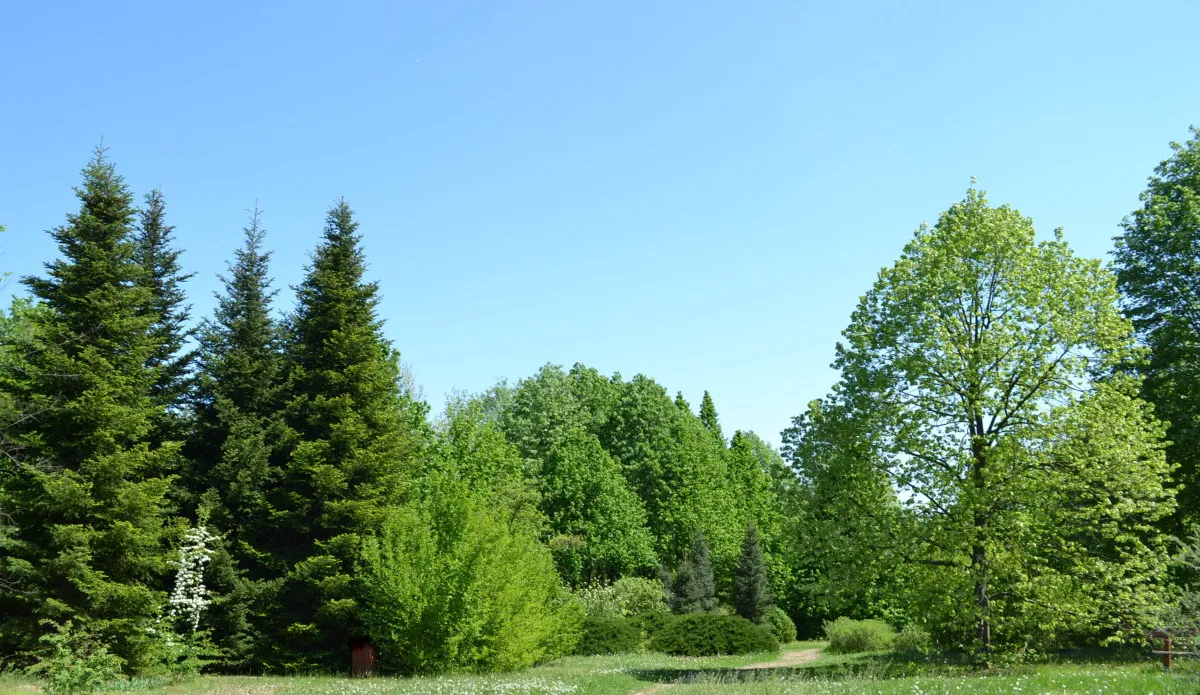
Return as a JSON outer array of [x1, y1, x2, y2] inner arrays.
[[3, 128, 1200, 674]]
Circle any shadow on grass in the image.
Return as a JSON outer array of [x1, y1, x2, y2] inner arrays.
[[626, 647, 1161, 687]]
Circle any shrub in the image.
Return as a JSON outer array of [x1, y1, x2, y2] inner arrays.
[[766, 607, 797, 644], [576, 583, 623, 618], [823, 617, 896, 653], [577, 576, 668, 619], [359, 473, 583, 673], [573, 616, 642, 655], [612, 577, 668, 616], [894, 624, 932, 654], [650, 614, 778, 656], [27, 620, 123, 695]]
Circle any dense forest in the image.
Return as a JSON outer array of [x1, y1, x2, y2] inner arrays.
[[4, 128, 1200, 676]]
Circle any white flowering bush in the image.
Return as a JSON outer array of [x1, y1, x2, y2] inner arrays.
[[168, 523, 215, 632], [146, 519, 220, 678]]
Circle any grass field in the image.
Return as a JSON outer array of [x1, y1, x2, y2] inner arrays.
[[2, 642, 1196, 695]]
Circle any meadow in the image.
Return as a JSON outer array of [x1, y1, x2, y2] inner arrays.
[[3, 643, 1195, 695]]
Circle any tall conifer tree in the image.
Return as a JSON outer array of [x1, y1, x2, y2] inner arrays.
[[186, 208, 286, 666], [0, 149, 179, 669], [274, 200, 427, 667], [734, 522, 773, 622], [134, 189, 194, 418], [670, 529, 717, 613], [699, 390, 724, 444]]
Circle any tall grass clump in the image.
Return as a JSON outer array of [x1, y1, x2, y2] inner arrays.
[[823, 617, 896, 653]]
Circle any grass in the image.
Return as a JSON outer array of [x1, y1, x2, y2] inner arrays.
[[3, 642, 1197, 695], [0, 649, 780, 695]]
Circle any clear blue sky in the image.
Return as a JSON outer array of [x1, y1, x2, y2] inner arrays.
[[3, 1, 1199, 446]]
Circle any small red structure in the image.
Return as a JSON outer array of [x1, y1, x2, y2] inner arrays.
[[348, 637, 375, 677]]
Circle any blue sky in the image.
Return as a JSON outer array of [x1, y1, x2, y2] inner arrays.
[[2, 1, 1199, 446]]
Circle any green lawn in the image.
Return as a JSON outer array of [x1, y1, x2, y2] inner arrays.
[[3, 642, 1196, 695]]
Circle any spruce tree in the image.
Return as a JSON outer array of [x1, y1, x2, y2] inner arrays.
[[134, 189, 195, 418], [0, 149, 179, 669], [670, 529, 717, 613], [274, 200, 427, 668], [733, 522, 773, 622], [185, 208, 286, 667], [699, 390, 724, 444]]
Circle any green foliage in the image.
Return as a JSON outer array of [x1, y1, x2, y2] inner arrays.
[[576, 577, 668, 619], [670, 530, 717, 614], [600, 376, 741, 576], [612, 577, 669, 617], [1113, 126, 1200, 532], [0, 149, 180, 669], [358, 473, 581, 674], [765, 607, 796, 644], [28, 620, 123, 695], [133, 188, 194, 424], [699, 390, 724, 444], [649, 613, 778, 656], [573, 616, 642, 655], [185, 208, 286, 669], [894, 624, 933, 654], [823, 617, 896, 653], [794, 187, 1175, 653], [273, 200, 429, 667], [734, 523, 773, 623], [539, 429, 657, 585], [433, 396, 542, 533]]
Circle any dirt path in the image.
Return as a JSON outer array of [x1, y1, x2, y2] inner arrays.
[[631, 647, 822, 694], [738, 648, 821, 670]]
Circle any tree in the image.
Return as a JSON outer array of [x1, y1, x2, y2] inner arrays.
[[0, 149, 180, 669], [0, 299, 43, 600], [358, 472, 581, 674], [273, 200, 428, 668], [601, 376, 740, 573], [699, 391, 724, 444], [184, 207, 287, 667], [1112, 126, 1200, 531], [537, 428, 658, 585], [822, 187, 1173, 654], [734, 523, 773, 622], [670, 530, 717, 614], [433, 395, 542, 533], [134, 189, 195, 421]]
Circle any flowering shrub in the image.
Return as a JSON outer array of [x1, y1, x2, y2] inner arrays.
[[145, 519, 220, 678], [576, 577, 667, 618]]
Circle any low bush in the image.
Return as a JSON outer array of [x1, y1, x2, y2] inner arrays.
[[766, 607, 797, 644], [358, 473, 583, 673], [650, 613, 778, 656], [27, 620, 123, 695], [823, 617, 896, 653], [573, 616, 642, 655], [894, 624, 932, 654]]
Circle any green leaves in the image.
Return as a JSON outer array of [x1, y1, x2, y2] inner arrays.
[[1113, 126, 1200, 531], [793, 186, 1175, 653]]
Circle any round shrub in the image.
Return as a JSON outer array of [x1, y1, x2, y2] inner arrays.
[[650, 614, 778, 656], [823, 617, 896, 653], [574, 616, 642, 655], [894, 624, 932, 654], [612, 577, 668, 616], [766, 607, 797, 644]]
